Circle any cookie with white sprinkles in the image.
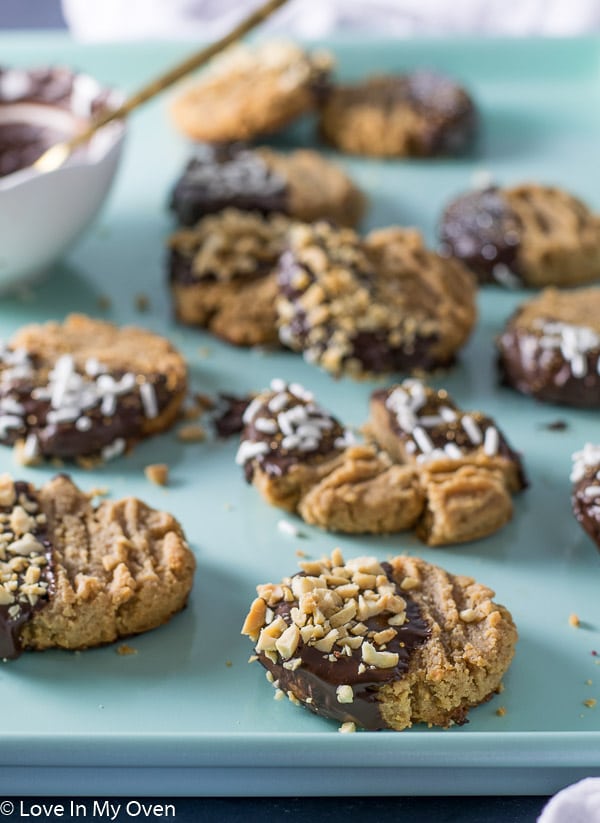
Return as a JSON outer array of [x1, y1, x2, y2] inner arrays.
[[571, 444, 600, 551], [0, 473, 195, 659], [439, 184, 600, 288], [277, 222, 476, 378], [242, 549, 517, 730], [369, 380, 526, 545], [498, 287, 600, 407], [0, 314, 186, 463]]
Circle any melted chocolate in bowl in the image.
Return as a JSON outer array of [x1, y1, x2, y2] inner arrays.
[[0, 104, 79, 177]]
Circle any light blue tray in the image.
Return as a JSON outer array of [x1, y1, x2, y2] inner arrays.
[[0, 34, 599, 796]]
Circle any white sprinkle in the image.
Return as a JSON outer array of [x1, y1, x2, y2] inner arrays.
[[297, 437, 319, 452], [461, 415, 483, 446], [296, 423, 322, 440], [439, 406, 457, 422], [268, 393, 289, 414], [47, 406, 80, 424], [75, 416, 92, 432], [405, 440, 417, 455], [583, 485, 600, 499], [269, 378, 286, 393], [483, 426, 499, 457], [23, 433, 39, 461], [235, 440, 270, 465], [277, 412, 294, 437], [281, 434, 301, 450], [492, 263, 521, 289], [84, 358, 105, 377], [418, 415, 444, 428], [101, 394, 117, 417], [470, 168, 494, 189], [254, 417, 277, 435], [277, 519, 300, 537], [0, 397, 24, 415], [570, 354, 587, 379], [101, 438, 125, 462], [289, 383, 313, 402], [444, 442, 463, 459], [412, 426, 434, 454], [242, 396, 264, 424], [0, 415, 23, 436], [571, 444, 600, 483], [140, 382, 158, 419]]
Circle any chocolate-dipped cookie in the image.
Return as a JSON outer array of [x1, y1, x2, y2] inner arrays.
[[170, 41, 332, 143], [276, 222, 476, 378], [0, 313, 186, 463], [169, 144, 365, 229], [319, 71, 476, 158], [242, 549, 517, 731], [439, 184, 600, 288], [168, 209, 291, 346], [0, 474, 195, 659], [571, 444, 600, 550], [498, 287, 600, 407], [369, 380, 526, 545]]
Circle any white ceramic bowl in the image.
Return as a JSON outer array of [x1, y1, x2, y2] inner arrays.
[[0, 67, 125, 291]]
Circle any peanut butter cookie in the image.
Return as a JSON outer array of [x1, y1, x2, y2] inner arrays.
[[169, 209, 291, 346], [498, 287, 600, 407], [277, 222, 476, 378], [242, 549, 517, 730], [0, 474, 195, 659], [169, 144, 365, 228], [0, 314, 186, 463], [319, 71, 476, 158], [170, 41, 332, 143], [439, 184, 600, 288]]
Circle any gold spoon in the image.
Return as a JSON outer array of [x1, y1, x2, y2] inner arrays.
[[34, 0, 290, 173]]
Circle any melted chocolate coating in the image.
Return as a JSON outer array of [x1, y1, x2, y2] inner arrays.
[[0, 122, 66, 177], [498, 324, 600, 408], [242, 393, 345, 482], [573, 473, 600, 551], [405, 70, 477, 155], [169, 144, 289, 227], [214, 394, 252, 438], [257, 564, 430, 730], [439, 187, 523, 284], [0, 481, 54, 659], [0, 362, 174, 460]]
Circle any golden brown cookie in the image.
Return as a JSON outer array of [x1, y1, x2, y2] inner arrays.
[[169, 209, 292, 346], [319, 71, 476, 158], [0, 314, 186, 463], [242, 549, 517, 731], [439, 184, 600, 288], [170, 41, 333, 143], [0, 474, 195, 659], [498, 287, 600, 407], [237, 379, 525, 545], [277, 222, 476, 378], [169, 144, 366, 229]]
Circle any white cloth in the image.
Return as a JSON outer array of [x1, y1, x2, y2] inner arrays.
[[61, 0, 600, 41], [538, 778, 600, 823]]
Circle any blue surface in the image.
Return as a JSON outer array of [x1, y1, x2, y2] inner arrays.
[[0, 33, 599, 807]]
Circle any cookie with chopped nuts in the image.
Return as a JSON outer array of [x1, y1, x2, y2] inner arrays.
[[498, 287, 600, 407], [0, 474, 195, 658], [237, 379, 423, 534], [170, 41, 333, 143], [0, 314, 186, 463], [369, 380, 526, 545], [439, 184, 600, 288], [319, 71, 476, 158], [277, 222, 476, 378], [169, 144, 365, 229], [169, 209, 291, 346], [571, 444, 600, 550], [242, 549, 517, 731]]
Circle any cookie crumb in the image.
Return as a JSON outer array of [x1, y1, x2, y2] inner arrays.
[[569, 613, 580, 628], [225, 660, 232, 668], [543, 420, 568, 431], [117, 644, 137, 656], [495, 706, 507, 717], [586, 679, 593, 686], [97, 295, 112, 311], [145, 463, 169, 486], [134, 293, 150, 312], [295, 549, 307, 558], [223, 502, 234, 511], [197, 346, 211, 358], [13, 435, 41, 467], [177, 423, 206, 442], [88, 486, 110, 499], [583, 698, 597, 709], [339, 721, 356, 734]]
